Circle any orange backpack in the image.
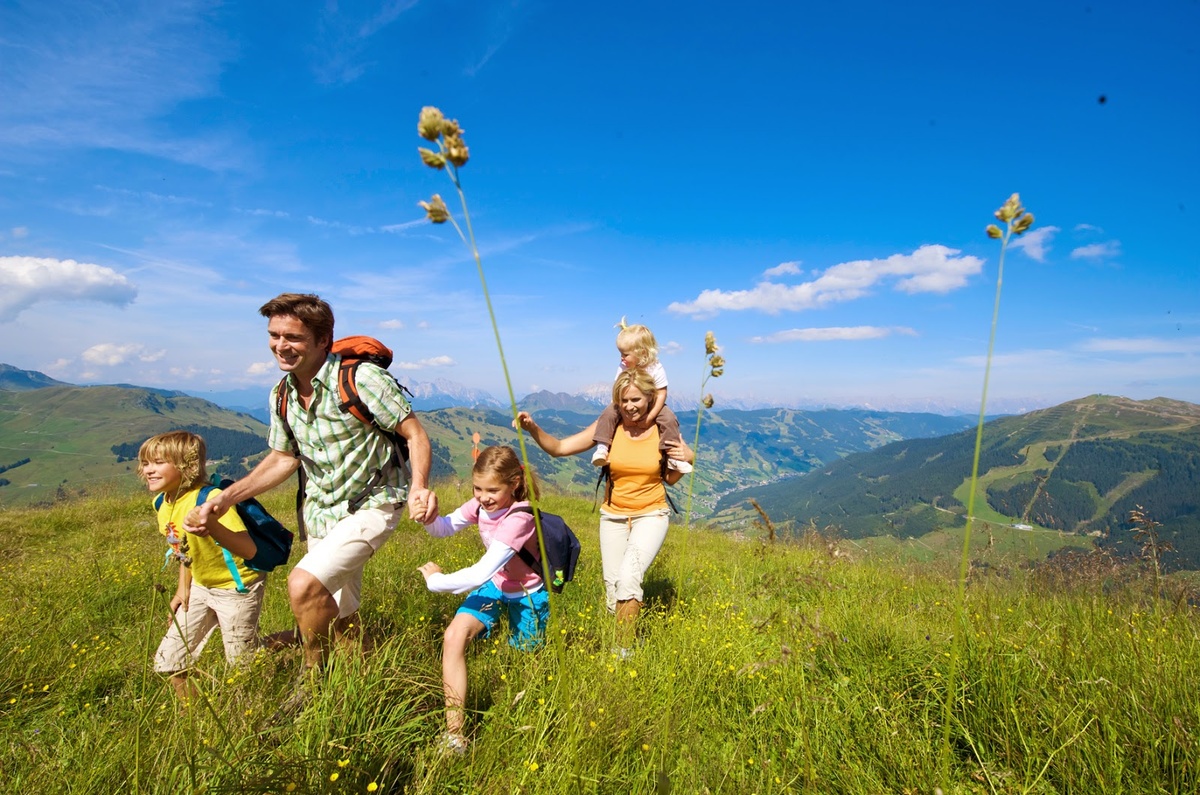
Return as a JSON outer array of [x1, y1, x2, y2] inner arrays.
[[274, 336, 412, 539]]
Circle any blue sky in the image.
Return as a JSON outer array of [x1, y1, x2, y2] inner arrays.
[[1, 0, 1197, 414]]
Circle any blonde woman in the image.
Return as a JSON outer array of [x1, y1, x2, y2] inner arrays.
[[516, 369, 693, 658]]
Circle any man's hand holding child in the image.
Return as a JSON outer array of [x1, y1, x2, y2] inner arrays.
[[407, 486, 438, 524], [184, 498, 226, 535]]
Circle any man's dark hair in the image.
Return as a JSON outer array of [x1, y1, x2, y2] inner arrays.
[[259, 293, 335, 348]]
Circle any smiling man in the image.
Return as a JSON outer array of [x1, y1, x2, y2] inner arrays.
[[187, 292, 438, 723]]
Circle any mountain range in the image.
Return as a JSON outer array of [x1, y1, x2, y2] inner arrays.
[[4, 364, 1197, 570], [713, 395, 1200, 570], [0, 364, 971, 511]]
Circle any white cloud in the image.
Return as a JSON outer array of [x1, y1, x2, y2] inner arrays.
[[0, 255, 137, 322], [1074, 223, 1103, 233], [246, 361, 276, 376], [1008, 225, 1060, 262], [763, 261, 802, 278], [11, 226, 29, 239], [379, 319, 405, 330], [1071, 241, 1122, 259], [660, 341, 683, 355], [667, 245, 982, 317], [82, 342, 165, 366], [750, 326, 918, 343], [1079, 336, 1199, 354], [393, 355, 456, 370]]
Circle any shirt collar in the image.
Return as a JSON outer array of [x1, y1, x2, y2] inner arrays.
[[286, 353, 338, 394]]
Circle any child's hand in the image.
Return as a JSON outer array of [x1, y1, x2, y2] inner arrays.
[[186, 520, 213, 538], [417, 561, 442, 580], [169, 591, 189, 616], [185, 499, 225, 534], [408, 487, 438, 524], [664, 439, 694, 465], [513, 411, 536, 431]]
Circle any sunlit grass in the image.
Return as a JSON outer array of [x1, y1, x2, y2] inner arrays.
[[1, 487, 1197, 793]]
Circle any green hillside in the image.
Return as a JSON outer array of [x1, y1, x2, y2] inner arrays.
[[716, 395, 1200, 569], [418, 406, 973, 513], [0, 385, 269, 505], [1, 375, 972, 515], [0, 363, 69, 391]]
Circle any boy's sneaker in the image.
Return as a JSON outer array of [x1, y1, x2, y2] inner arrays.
[[591, 444, 610, 467], [666, 458, 693, 474], [436, 732, 469, 757]]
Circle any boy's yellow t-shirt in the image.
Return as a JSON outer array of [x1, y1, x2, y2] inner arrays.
[[603, 426, 668, 515], [156, 486, 260, 590]]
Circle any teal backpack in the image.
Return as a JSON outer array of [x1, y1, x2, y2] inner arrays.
[[155, 475, 294, 593]]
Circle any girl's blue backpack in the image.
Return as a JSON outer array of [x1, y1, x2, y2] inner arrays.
[[512, 506, 581, 594]]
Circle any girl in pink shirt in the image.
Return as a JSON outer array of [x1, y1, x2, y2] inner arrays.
[[418, 446, 546, 754]]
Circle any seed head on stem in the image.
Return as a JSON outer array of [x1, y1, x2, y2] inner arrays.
[[419, 194, 450, 223]]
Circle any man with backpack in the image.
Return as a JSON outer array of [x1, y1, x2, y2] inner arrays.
[[187, 292, 438, 721]]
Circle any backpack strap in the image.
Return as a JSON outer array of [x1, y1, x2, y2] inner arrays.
[[659, 453, 680, 514], [155, 492, 172, 568], [338, 359, 411, 515], [275, 375, 310, 542], [194, 486, 248, 594], [336, 359, 374, 425], [275, 360, 413, 525], [510, 506, 542, 571]]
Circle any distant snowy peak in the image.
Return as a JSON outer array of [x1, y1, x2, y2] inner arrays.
[[518, 390, 606, 414], [406, 378, 502, 409], [576, 383, 614, 404]]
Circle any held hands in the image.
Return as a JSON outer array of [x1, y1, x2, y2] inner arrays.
[[184, 498, 226, 535], [417, 561, 443, 580], [665, 438, 695, 465], [407, 486, 438, 524]]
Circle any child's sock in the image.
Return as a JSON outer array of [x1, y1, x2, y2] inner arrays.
[[591, 444, 609, 467]]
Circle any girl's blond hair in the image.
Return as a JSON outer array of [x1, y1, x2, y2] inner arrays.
[[474, 445, 539, 502], [137, 431, 208, 492], [615, 322, 659, 368]]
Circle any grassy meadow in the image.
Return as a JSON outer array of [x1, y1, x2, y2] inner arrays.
[[1, 481, 1197, 794]]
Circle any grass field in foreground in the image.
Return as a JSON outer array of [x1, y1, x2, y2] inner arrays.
[[1, 484, 1197, 793]]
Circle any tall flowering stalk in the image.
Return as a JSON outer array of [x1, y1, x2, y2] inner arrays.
[[415, 106, 554, 600], [939, 193, 1034, 783], [1129, 505, 1172, 600], [683, 332, 724, 530]]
